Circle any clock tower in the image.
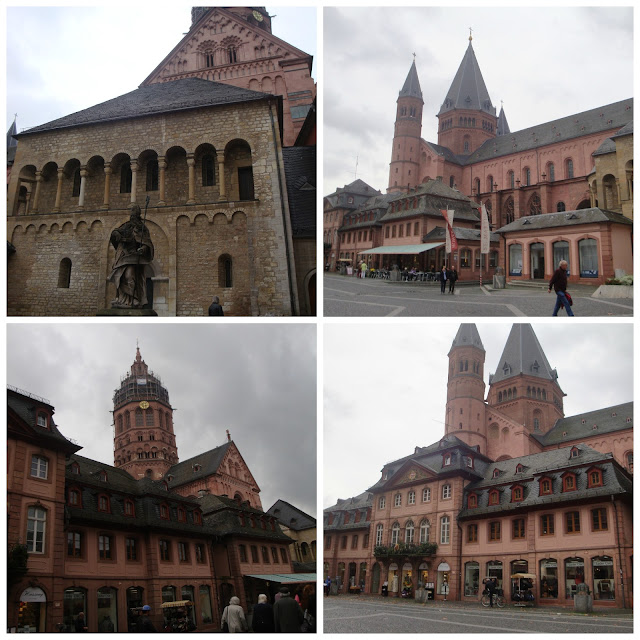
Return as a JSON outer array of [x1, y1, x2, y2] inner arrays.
[[113, 346, 179, 480]]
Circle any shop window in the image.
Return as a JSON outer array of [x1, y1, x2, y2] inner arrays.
[[467, 523, 478, 543], [540, 559, 558, 598], [464, 561, 480, 596], [509, 244, 522, 275], [578, 238, 598, 277], [199, 586, 213, 626], [97, 587, 118, 632], [460, 249, 471, 268], [63, 588, 87, 631], [592, 556, 615, 600], [564, 557, 584, 599]]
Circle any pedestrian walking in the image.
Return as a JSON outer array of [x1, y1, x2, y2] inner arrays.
[[140, 605, 157, 632], [449, 268, 458, 294], [548, 260, 574, 316], [74, 612, 88, 633], [273, 587, 303, 633], [221, 596, 248, 633], [486, 578, 496, 608], [252, 594, 275, 633], [208, 295, 224, 316], [360, 261, 368, 279], [324, 576, 331, 596], [440, 266, 448, 294]]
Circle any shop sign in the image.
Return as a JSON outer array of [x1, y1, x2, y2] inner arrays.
[[593, 560, 613, 567], [541, 560, 557, 568], [566, 561, 584, 568], [20, 587, 46, 603], [487, 563, 502, 570], [437, 562, 450, 572]]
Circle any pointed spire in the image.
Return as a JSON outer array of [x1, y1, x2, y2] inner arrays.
[[491, 324, 558, 384], [450, 323, 484, 353], [497, 103, 510, 136], [438, 40, 495, 116], [7, 115, 18, 150], [399, 59, 423, 100]]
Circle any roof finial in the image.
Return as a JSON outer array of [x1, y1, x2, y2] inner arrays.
[[468, 27, 473, 42], [226, 429, 231, 442], [412, 51, 416, 60]]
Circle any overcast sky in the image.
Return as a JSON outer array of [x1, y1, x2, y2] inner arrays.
[[5, 5, 316, 134], [324, 321, 633, 509], [6, 323, 317, 518], [323, 6, 633, 195]]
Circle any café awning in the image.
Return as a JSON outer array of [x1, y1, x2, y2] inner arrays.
[[161, 600, 193, 609], [359, 243, 443, 255], [244, 573, 316, 584]]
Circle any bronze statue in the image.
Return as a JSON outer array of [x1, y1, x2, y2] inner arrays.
[[108, 203, 154, 308]]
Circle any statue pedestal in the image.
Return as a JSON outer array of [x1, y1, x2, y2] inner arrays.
[[96, 308, 158, 317]]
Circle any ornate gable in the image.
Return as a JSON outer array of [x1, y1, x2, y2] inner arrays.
[[384, 461, 438, 490]]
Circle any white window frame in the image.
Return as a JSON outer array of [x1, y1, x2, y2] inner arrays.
[[391, 523, 400, 545], [394, 493, 402, 507], [419, 520, 430, 543], [408, 490, 415, 505], [422, 487, 431, 502], [440, 515, 450, 545], [442, 484, 451, 500], [30, 455, 48, 479], [27, 506, 46, 553], [376, 523, 384, 546], [405, 521, 415, 544], [379, 496, 386, 510]]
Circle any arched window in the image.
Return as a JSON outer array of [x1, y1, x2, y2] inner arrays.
[[376, 523, 384, 545], [509, 243, 522, 275], [391, 522, 400, 545], [135, 409, 143, 426], [524, 167, 531, 186], [508, 170, 515, 190], [405, 520, 415, 543], [205, 51, 215, 68], [202, 154, 215, 186], [419, 519, 430, 543], [228, 47, 237, 63], [460, 248, 471, 268], [566, 159, 574, 179], [219, 254, 232, 288], [58, 258, 72, 288], [505, 197, 515, 224], [578, 238, 598, 277], [529, 193, 541, 215], [556, 201, 566, 212]]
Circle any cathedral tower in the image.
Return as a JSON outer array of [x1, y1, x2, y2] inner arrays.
[[388, 60, 424, 192], [113, 347, 179, 480], [486, 324, 565, 437], [436, 35, 497, 156], [445, 324, 488, 454]]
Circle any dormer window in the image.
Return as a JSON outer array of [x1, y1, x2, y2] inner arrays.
[[489, 489, 500, 505], [100, 471, 108, 482], [98, 494, 111, 513], [124, 499, 135, 516], [492, 468, 501, 479], [465, 456, 474, 468], [36, 413, 48, 428], [193, 510, 202, 525], [468, 493, 478, 508], [570, 447, 580, 459], [68, 488, 82, 507], [443, 453, 451, 466], [588, 468, 603, 488], [511, 486, 524, 502], [515, 464, 524, 474], [177, 507, 186, 522], [562, 473, 576, 492], [539, 477, 553, 495], [160, 504, 169, 519], [193, 464, 201, 473], [71, 462, 80, 475]]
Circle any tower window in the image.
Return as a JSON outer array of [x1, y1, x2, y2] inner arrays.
[[202, 154, 215, 186], [205, 52, 215, 68], [146, 160, 159, 191], [72, 168, 81, 197]]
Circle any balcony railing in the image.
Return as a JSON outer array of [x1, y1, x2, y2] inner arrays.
[[373, 542, 438, 558]]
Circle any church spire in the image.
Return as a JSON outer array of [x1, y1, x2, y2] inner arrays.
[[399, 59, 423, 100], [497, 103, 510, 136]]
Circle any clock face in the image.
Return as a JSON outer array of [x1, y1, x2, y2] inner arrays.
[[139, 401, 150, 409], [252, 9, 263, 21]]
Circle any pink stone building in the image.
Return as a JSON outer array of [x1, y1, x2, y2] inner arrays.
[[324, 324, 633, 609]]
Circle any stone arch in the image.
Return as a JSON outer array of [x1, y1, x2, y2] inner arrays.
[[213, 212, 229, 225], [36, 161, 60, 214], [164, 146, 188, 205], [602, 174, 618, 209], [138, 149, 159, 198], [109, 152, 132, 210], [194, 143, 218, 200], [84, 155, 106, 211], [224, 139, 254, 201]]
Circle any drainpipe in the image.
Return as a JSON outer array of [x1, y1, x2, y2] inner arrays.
[[456, 479, 466, 602], [611, 495, 626, 609], [268, 101, 297, 315]]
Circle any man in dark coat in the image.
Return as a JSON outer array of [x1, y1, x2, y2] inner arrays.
[[439, 266, 447, 294], [140, 605, 157, 632], [74, 612, 88, 632], [273, 587, 303, 632], [448, 268, 458, 294], [252, 594, 275, 633], [208, 296, 224, 316], [486, 578, 497, 608], [548, 260, 575, 316]]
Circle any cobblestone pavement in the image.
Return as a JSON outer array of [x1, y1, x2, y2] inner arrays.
[[323, 274, 634, 317], [323, 595, 633, 633]]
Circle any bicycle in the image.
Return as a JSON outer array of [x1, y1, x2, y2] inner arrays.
[[481, 592, 506, 608]]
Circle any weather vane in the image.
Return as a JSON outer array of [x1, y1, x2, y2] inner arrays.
[[469, 27, 473, 41]]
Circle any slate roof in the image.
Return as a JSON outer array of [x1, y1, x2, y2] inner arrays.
[[534, 402, 633, 446], [18, 78, 274, 136], [282, 146, 316, 239], [593, 137, 617, 156], [399, 60, 423, 100], [166, 441, 233, 489], [423, 225, 500, 243], [424, 141, 464, 164], [496, 207, 632, 233], [496, 105, 510, 136], [489, 324, 559, 385], [324, 492, 372, 531], [612, 121, 633, 137], [438, 41, 495, 117], [7, 387, 81, 453], [450, 324, 485, 352], [267, 499, 316, 531], [458, 445, 632, 519]]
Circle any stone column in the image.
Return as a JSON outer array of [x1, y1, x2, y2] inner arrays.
[[218, 158, 227, 201], [53, 168, 64, 212], [589, 183, 596, 208], [158, 156, 166, 205], [78, 167, 88, 210], [102, 163, 112, 210], [130, 159, 138, 204], [615, 178, 622, 209], [186, 154, 196, 204], [32, 171, 42, 213]]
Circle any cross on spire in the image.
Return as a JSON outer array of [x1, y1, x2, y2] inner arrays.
[[468, 27, 473, 41], [412, 52, 416, 60]]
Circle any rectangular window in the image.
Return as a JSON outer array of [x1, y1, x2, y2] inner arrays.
[[414, 221, 419, 235], [541, 514, 555, 536], [592, 508, 608, 531], [251, 545, 259, 562], [239, 544, 247, 562], [392, 225, 397, 238], [271, 547, 278, 563], [442, 485, 451, 500], [467, 524, 478, 543], [280, 547, 288, 563], [440, 517, 450, 544], [385, 226, 390, 238], [341, 536, 347, 549], [351, 535, 358, 549], [261, 546, 270, 563], [325, 535, 332, 550], [512, 518, 525, 539], [159, 539, 170, 561], [406, 223, 411, 236], [489, 521, 501, 541], [363, 534, 369, 548], [26, 507, 46, 553], [422, 488, 431, 502], [67, 532, 82, 558], [30, 455, 48, 479], [126, 537, 138, 561], [99, 534, 112, 560], [566, 511, 581, 533], [178, 542, 189, 562]]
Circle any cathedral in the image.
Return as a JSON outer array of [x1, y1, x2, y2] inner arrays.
[[7, 7, 316, 316], [324, 324, 633, 609], [7, 347, 313, 632], [324, 36, 633, 283]]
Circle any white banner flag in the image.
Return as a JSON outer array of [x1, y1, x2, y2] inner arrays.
[[480, 204, 490, 254]]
